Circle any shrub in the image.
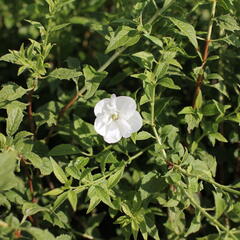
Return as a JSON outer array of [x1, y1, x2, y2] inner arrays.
[[0, 0, 240, 239]]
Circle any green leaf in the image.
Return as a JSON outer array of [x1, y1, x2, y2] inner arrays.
[[0, 83, 27, 102], [44, 188, 64, 196], [94, 185, 114, 208], [87, 186, 101, 213], [56, 235, 72, 240], [163, 0, 175, 11], [140, 213, 160, 240], [178, 106, 194, 115], [83, 65, 108, 99], [144, 34, 163, 48], [222, 33, 240, 48], [218, 0, 234, 10], [195, 89, 203, 109], [97, 151, 118, 173], [168, 17, 198, 49], [35, 111, 56, 128], [24, 152, 53, 176], [66, 166, 81, 180], [199, 151, 217, 177], [227, 202, 240, 223], [206, 82, 229, 98], [50, 158, 68, 184], [185, 210, 201, 237], [207, 73, 224, 81], [106, 26, 140, 53], [107, 164, 125, 188], [26, 227, 55, 240], [201, 101, 220, 116], [17, 66, 27, 76], [213, 192, 226, 219], [136, 131, 154, 141], [190, 160, 212, 178], [161, 124, 179, 148], [66, 157, 89, 179], [217, 14, 240, 32], [139, 172, 166, 202], [52, 192, 68, 211], [0, 151, 17, 191], [0, 133, 6, 149], [0, 53, 17, 63], [185, 113, 201, 132], [68, 190, 78, 211], [50, 23, 70, 32], [131, 71, 154, 84], [155, 97, 172, 117], [49, 144, 81, 156], [6, 102, 25, 136], [131, 51, 154, 69], [87, 195, 101, 214], [22, 202, 50, 223], [159, 77, 181, 90], [131, 219, 139, 240], [49, 68, 82, 80], [209, 132, 228, 143], [25, 20, 45, 31]]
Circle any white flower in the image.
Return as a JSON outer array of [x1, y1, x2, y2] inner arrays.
[[94, 94, 143, 143]]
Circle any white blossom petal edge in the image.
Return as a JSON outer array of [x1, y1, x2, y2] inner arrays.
[[94, 94, 143, 143]]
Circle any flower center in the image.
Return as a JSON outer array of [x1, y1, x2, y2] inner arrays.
[[111, 113, 119, 121]]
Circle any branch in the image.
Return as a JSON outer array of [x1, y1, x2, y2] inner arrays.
[[173, 164, 240, 197], [180, 186, 238, 240], [192, 0, 217, 109]]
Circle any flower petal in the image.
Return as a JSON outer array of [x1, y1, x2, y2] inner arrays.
[[127, 111, 143, 132], [116, 118, 132, 138], [116, 96, 136, 119], [104, 121, 122, 144], [94, 115, 108, 136], [94, 98, 110, 116]]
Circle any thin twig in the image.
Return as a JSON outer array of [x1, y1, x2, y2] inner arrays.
[[151, 57, 167, 159], [45, 89, 85, 143], [192, 0, 217, 109], [27, 90, 36, 136]]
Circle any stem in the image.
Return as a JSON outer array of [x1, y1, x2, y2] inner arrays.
[[148, 0, 175, 25], [174, 164, 240, 196], [27, 90, 35, 136], [126, 145, 152, 165], [97, 47, 126, 72], [151, 56, 167, 159], [73, 148, 150, 191], [151, 84, 167, 159], [192, 0, 217, 109], [181, 186, 238, 240], [71, 229, 103, 240]]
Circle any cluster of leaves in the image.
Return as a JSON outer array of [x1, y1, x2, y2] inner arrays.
[[0, 0, 240, 239]]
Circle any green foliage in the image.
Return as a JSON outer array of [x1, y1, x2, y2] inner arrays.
[[0, 0, 240, 239]]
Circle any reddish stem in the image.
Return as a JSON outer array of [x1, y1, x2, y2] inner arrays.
[[45, 92, 81, 143], [192, 0, 217, 109], [192, 39, 211, 109], [27, 90, 36, 136]]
